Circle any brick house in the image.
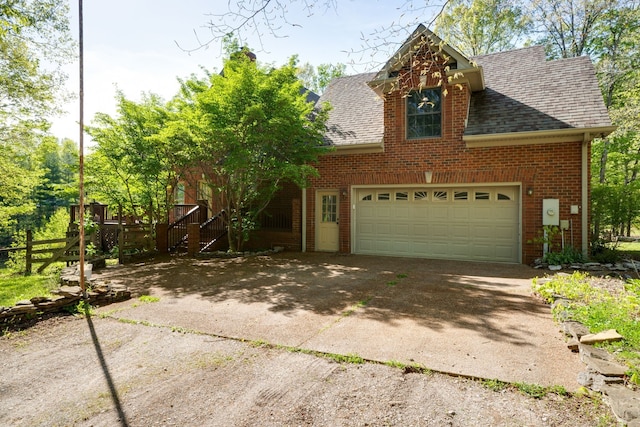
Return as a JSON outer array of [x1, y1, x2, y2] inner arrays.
[[181, 25, 613, 264]]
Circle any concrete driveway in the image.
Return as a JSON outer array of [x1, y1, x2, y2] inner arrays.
[[94, 252, 583, 390]]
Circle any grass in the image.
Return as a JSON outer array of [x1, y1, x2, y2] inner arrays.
[[614, 241, 640, 260], [0, 270, 59, 307], [532, 271, 640, 385], [482, 378, 567, 398]]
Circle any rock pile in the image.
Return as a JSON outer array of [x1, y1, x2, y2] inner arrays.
[[534, 259, 640, 275], [559, 321, 640, 426], [0, 266, 130, 326]]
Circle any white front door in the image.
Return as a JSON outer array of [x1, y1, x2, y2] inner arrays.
[[316, 190, 339, 251]]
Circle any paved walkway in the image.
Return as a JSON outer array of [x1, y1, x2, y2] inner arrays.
[[95, 252, 583, 389]]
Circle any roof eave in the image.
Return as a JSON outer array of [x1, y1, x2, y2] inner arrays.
[[463, 126, 616, 148], [323, 141, 385, 155], [447, 67, 485, 92], [367, 78, 397, 97]]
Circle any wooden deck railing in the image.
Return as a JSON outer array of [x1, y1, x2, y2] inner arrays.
[[167, 205, 203, 251], [200, 211, 227, 252]]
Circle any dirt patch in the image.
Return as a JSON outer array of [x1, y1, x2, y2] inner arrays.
[[0, 253, 618, 425]]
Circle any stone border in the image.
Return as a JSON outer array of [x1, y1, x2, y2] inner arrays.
[[534, 259, 640, 276], [0, 266, 131, 326], [542, 294, 640, 425]]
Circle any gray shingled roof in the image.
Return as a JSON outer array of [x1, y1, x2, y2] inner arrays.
[[319, 45, 611, 145], [318, 72, 383, 146], [467, 46, 612, 135]]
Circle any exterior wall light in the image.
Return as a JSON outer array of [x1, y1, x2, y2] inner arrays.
[[527, 187, 533, 196]]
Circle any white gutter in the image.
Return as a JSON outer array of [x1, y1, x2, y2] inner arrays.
[[582, 136, 589, 257], [464, 126, 616, 147], [301, 187, 307, 252]]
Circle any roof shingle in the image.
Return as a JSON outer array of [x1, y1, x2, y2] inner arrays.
[[466, 46, 612, 135], [318, 72, 383, 146], [319, 44, 612, 145]]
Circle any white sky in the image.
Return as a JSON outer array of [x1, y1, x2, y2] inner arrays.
[[51, 0, 441, 144]]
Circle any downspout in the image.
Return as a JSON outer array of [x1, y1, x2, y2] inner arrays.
[[302, 187, 307, 252], [582, 134, 589, 257]]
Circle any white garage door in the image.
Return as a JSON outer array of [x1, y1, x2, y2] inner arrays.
[[355, 187, 520, 262]]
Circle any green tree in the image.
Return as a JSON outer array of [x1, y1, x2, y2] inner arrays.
[[167, 52, 329, 251], [434, 0, 531, 56], [529, 0, 612, 59], [0, 0, 74, 246], [297, 61, 346, 94], [0, 0, 74, 133], [589, 4, 640, 239], [31, 136, 77, 224], [86, 92, 182, 224], [0, 142, 42, 246]]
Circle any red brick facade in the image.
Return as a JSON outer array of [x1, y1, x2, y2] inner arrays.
[[304, 76, 588, 264]]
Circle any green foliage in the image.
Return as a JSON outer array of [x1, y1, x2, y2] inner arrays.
[[137, 295, 160, 303], [482, 378, 509, 392], [86, 92, 180, 224], [296, 60, 346, 94], [532, 272, 640, 374], [514, 382, 549, 399], [0, 269, 58, 307], [529, 225, 560, 252], [167, 51, 330, 251], [0, 0, 74, 248], [532, 272, 608, 304], [5, 207, 71, 273], [327, 352, 365, 364], [65, 299, 94, 316], [590, 241, 621, 264], [544, 246, 585, 265], [435, 0, 531, 56]]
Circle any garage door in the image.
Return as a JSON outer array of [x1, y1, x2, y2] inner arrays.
[[354, 187, 520, 262]]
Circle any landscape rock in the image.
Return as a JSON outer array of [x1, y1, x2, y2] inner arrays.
[[567, 339, 580, 352], [54, 285, 82, 297], [582, 355, 628, 377], [562, 321, 590, 339], [579, 343, 613, 362], [580, 329, 624, 345], [548, 264, 562, 271], [601, 384, 640, 424], [591, 374, 624, 392], [577, 372, 625, 390]]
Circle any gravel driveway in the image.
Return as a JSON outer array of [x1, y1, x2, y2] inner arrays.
[[0, 252, 616, 426]]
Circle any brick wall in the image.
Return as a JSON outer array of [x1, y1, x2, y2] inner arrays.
[[306, 66, 587, 264]]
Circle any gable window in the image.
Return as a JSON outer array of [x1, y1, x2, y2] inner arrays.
[[407, 88, 442, 139]]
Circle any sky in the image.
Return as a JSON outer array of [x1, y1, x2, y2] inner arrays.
[[52, 0, 442, 144]]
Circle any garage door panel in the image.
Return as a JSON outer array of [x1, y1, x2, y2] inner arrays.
[[429, 206, 450, 219], [355, 186, 519, 262]]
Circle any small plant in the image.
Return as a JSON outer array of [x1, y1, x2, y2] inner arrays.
[[482, 378, 508, 392], [529, 225, 560, 253], [514, 382, 548, 398], [544, 245, 585, 265], [386, 281, 397, 287], [328, 352, 364, 364], [138, 295, 160, 303], [396, 273, 408, 279], [65, 299, 94, 316]]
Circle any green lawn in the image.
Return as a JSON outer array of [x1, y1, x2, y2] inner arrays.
[[0, 270, 59, 307], [612, 241, 640, 260]]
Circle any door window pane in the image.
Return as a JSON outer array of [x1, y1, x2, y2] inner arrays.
[[322, 195, 337, 222]]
